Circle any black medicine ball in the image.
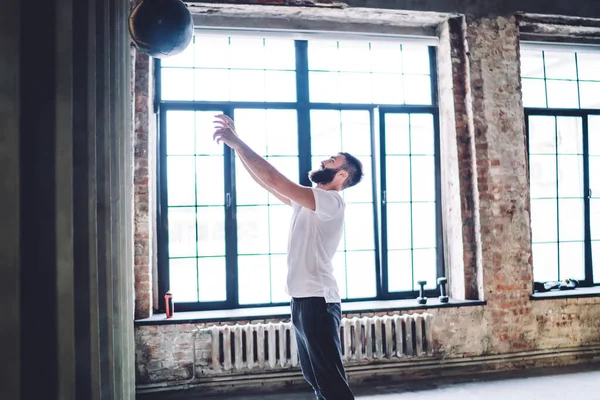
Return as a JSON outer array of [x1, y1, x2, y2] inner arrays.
[[129, 0, 194, 58]]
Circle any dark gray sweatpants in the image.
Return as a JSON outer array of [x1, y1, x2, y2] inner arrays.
[[291, 297, 355, 400]]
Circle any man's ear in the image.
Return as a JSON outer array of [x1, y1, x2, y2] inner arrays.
[[338, 170, 349, 180]]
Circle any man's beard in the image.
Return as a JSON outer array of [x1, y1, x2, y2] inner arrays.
[[309, 167, 340, 185]]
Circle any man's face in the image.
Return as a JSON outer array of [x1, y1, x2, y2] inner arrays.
[[309, 154, 346, 185]]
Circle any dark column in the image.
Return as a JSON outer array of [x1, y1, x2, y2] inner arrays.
[[0, 0, 135, 399]]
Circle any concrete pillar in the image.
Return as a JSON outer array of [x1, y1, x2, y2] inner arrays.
[[0, 0, 135, 398]]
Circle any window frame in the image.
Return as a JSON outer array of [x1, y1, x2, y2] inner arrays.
[[525, 107, 600, 286], [155, 35, 445, 312]]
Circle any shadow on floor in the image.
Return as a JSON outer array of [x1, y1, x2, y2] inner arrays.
[[137, 363, 600, 400]]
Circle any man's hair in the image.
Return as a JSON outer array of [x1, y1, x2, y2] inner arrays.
[[339, 152, 363, 189]]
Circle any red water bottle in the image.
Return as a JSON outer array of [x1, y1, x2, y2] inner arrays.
[[165, 291, 174, 318]]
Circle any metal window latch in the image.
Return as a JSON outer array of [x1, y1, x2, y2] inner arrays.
[[382, 190, 386, 205], [589, 189, 593, 199], [226, 193, 231, 208]]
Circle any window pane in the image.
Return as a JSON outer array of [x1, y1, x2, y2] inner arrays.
[[229, 37, 264, 69], [269, 205, 293, 254], [194, 69, 229, 101], [309, 72, 339, 103], [403, 75, 431, 105], [521, 78, 547, 108], [161, 68, 193, 100], [401, 44, 430, 75], [557, 117, 583, 154], [577, 52, 600, 81], [170, 258, 197, 302], [530, 199, 558, 243], [270, 254, 290, 303], [579, 82, 600, 109], [308, 40, 339, 71], [169, 207, 196, 258], [167, 111, 195, 155], [529, 155, 556, 199], [410, 114, 435, 155], [528, 116, 556, 154], [196, 156, 225, 206], [338, 41, 371, 72], [198, 257, 226, 302], [385, 156, 410, 202], [558, 198, 584, 241], [265, 71, 296, 102], [412, 202, 437, 249], [546, 80, 579, 108], [346, 251, 377, 298], [532, 243, 558, 282], [386, 203, 411, 250], [591, 156, 600, 206], [413, 249, 437, 290], [194, 36, 230, 69], [234, 109, 267, 155], [387, 250, 412, 292], [311, 110, 342, 155], [196, 111, 224, 156], [264, 38, 296, 70], [372, 74, 404, 105], [238, 255, 271, 305], [520, 49, 545, 79], [230, 70, 265, 101], [557, 156, 583, 198], [411, 156, 435, 202], [344, 204, 375, 251], [591, 199, 600, 241], [589, 116, 600, 155], [370, 42, 402, 73], [266, 110, 298, 156], [559, 241, 584, 281], [237, 206, 270, 255], [593, 241, 600, 284], [385, 114, 410, 154], [197, 207, 225, 257], [236, 160, 269, 206], [339, 72, 371, 104], [544, 51, 577, 80], [168, 156, 195, 206], [340, 110, 371, 156]]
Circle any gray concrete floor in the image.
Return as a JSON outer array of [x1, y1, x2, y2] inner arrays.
[[138, 364, 600, 399]]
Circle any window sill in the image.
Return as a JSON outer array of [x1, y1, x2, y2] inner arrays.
[[134, 298, 485, 326], [531, 285, 600, 300]]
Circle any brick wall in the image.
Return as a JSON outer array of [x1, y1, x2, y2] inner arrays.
[[466, 16, 534, 353], [132, 12, 600, 390], [134, 52, 154, 319]]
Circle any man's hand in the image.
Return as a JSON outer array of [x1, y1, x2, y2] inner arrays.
[[213, 114, 241, 148]]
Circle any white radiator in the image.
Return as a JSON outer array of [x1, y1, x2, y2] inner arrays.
[[200, 313, 434, 374]]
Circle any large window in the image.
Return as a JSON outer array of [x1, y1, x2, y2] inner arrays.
[[157, 33, 443, 311], [521, 43, 600, 285]]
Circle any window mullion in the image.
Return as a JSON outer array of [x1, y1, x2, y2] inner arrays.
[[583, 115, 593, 285], [295, 40, 311, 186], [224, 106, 239, 308]]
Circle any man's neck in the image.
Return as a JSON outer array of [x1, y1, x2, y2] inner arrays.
[[316, 183, 340, 192]]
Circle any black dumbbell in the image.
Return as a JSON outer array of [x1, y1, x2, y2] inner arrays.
[[437, 277, 449, 303], [417, 280, 427, 304]]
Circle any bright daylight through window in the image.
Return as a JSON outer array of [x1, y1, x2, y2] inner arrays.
[[521, 43, 600, 286], [157, 32, 443, 311]]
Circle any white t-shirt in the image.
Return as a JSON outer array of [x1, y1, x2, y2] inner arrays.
[[286, 187, 345, 303]]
